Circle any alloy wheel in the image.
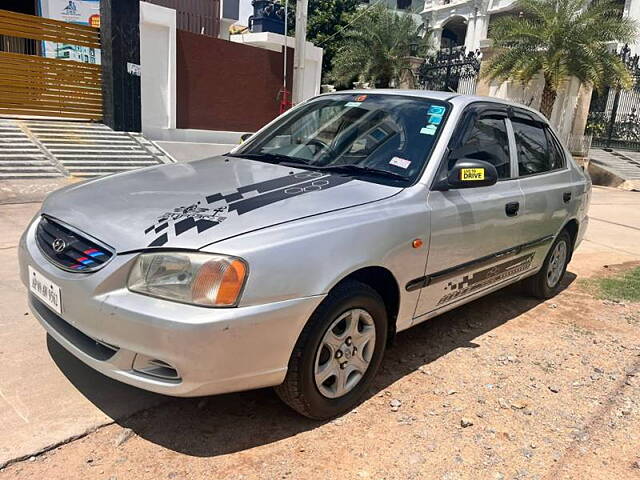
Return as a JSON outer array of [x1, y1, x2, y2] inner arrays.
[[546, 240, 567, 288], [314, 308, 376, 399]]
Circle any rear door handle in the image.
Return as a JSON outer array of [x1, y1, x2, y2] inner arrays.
[[563, 191, 572, 203], [505, 201, 520, 217]]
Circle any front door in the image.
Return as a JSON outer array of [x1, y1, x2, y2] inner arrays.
[[414, 103, 528, 317]]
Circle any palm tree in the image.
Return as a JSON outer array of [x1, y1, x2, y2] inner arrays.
[[485, 0, 637, 119], [330, 4, 429, 88]]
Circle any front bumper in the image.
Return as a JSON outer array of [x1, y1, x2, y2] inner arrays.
[[19, 219, 324, 397]]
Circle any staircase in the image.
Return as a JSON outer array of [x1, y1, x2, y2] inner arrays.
[[0, 118, 174, 179]]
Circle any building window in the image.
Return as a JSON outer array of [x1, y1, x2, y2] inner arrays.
[[397, 0, 412, 9]]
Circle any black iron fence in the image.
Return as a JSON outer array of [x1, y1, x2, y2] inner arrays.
[[417, 47, 481, 94], [587, 45, 640, 151]]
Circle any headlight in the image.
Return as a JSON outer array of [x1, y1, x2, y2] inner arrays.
[[127, 252, 248, 307]]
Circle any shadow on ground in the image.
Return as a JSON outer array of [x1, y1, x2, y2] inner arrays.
[[48, 273, 576, 458]]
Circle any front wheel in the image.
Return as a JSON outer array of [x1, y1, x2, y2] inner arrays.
[[275, 280, 388, 419], [524, 230, 572, 299]]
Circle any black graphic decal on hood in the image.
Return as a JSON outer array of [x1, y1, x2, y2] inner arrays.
[[144, 172, 353, 247]]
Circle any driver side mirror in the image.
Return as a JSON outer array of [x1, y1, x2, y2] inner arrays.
[[435, 159, 499, 190]]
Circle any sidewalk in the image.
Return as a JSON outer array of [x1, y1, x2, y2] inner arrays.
[[572, 186, 640, 276]]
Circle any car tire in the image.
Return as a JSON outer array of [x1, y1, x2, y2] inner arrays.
[[275, 280, 388, 419], [524, 230, 572, 299]]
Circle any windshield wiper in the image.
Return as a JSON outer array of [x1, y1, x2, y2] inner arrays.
[[227, 152, 309, 165], [296, 163, 409, 181], [230, 153, 408, 181]]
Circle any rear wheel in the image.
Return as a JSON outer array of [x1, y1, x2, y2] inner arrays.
[[275, 280, 388, 419], [524, 230, 571, 299]]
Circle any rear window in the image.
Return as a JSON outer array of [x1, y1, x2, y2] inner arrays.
[[512, 119, 564, 176]]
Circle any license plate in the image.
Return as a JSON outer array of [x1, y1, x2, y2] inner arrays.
[[28, 266, 62, 315]]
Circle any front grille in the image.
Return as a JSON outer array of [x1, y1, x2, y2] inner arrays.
[[36, 216, 114, 272]]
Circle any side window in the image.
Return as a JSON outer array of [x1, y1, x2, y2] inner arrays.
[[512, 119, 562, 176], [457, 114, 511, 179], [546, 129, 566, 170]]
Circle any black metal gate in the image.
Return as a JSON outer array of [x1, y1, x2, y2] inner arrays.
[[417, 47, 481, 95], [587, 45, 640, 151]]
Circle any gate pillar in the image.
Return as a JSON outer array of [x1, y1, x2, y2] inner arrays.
[[101, 0, 141, 132]]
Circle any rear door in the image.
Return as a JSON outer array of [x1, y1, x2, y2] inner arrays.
[[414, 103, 528, 318], [510, 108, 574, 272]]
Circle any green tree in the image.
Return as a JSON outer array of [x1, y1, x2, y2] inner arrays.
[[329, 4, 429, 88], [287, 0, 360, 75], [485, 0, 637, 119]]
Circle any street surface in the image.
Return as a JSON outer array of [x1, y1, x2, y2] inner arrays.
[[0, 186, 639, 479]]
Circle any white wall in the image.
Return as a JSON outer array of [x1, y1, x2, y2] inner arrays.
[[238, 0, 253, 27], [624, 0, 640, 54], [140, 2, 176, 134], [481, 51, 585, 142]]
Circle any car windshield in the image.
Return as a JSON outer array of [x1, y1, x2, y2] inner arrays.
[[233, 93, 449, 184]]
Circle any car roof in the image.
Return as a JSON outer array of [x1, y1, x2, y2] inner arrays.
[[322, 89, 547, 123]]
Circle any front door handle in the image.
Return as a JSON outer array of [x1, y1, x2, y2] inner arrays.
[[563, 191, 572, 203], [505, 201, 520, 217]]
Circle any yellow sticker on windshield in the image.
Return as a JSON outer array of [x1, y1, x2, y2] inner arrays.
[[460, 168, 485, 181]]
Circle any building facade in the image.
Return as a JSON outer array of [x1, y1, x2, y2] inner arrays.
[[422, 0, 637, 53]]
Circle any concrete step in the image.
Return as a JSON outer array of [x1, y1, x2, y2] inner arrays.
[[27, 125, 112, 130], [0, 148, 41, 153], [0, 166, 61, 172], [0, 153, 45, 157], [54, 151, 152, 156], [48, 149, 150, 154], [21, 121, 106, 128], [0, 160, 53, 165], [62, 160, 158, 166], [0, 172, 63, 179], [34, 132, 132, 138], [39, 139, 138, 144], [0, 118, 173, 178], [66, 165, 145, 171], [30, 127, 114, 133]]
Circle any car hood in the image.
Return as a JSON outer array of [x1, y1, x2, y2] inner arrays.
[[42, 156, 402, 252]]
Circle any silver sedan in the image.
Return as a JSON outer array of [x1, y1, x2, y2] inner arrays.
[[19, 91, 590, 419]]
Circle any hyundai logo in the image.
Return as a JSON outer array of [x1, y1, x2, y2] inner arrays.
[[52, 238, 67, 253]]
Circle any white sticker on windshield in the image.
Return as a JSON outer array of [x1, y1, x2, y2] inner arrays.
[[344, 101, 362, 107], [420, 125, 437, 135], [390, 157, 411, 169]]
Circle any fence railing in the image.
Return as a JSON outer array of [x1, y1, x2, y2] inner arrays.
[[0, 9, 99, 48], [0, 9, 102, 120], [417, 47, 482, 95], [566, 133, 593, 157], [587, 45, 640, 151], [145, 0, 221, 37]]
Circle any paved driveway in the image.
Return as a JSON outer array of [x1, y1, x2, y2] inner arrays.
[[0, 203, 164, 467], [0, 186, 638, 468]]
